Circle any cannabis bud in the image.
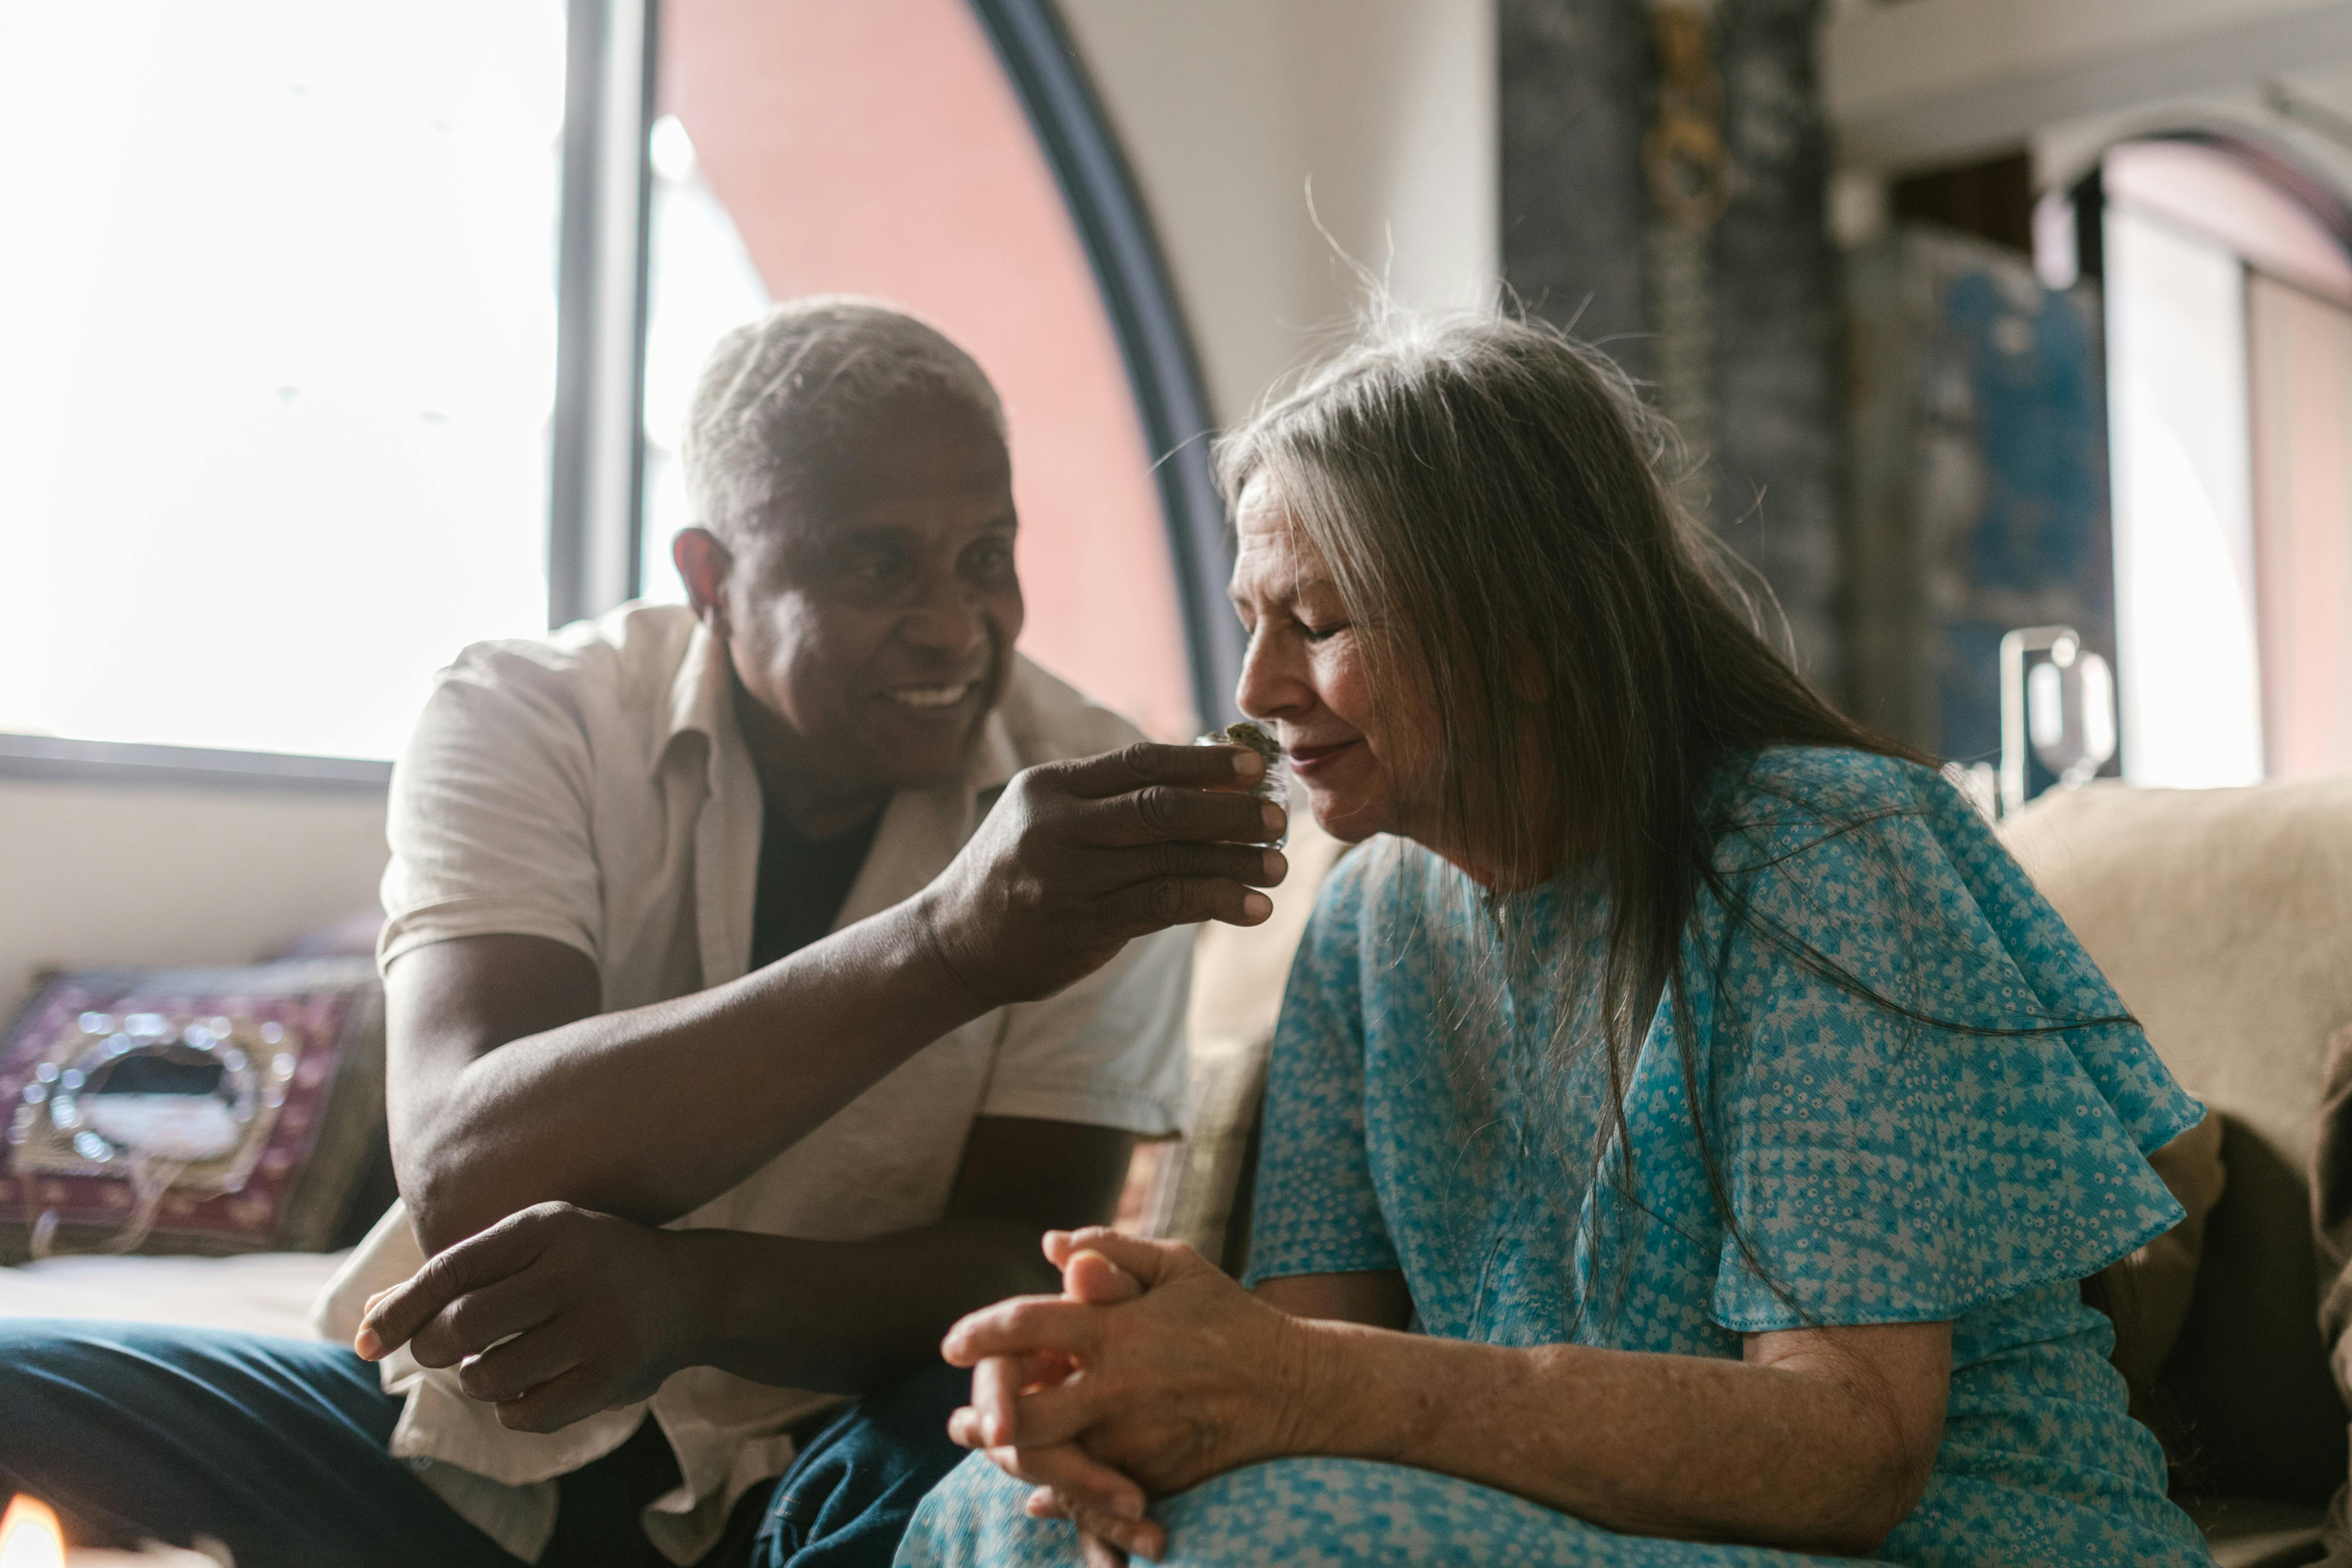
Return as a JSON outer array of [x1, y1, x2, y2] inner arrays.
[[1193, 720, 1290, 848]]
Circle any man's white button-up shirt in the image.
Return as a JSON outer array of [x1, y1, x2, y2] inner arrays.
[[315, 601, 1190, 1565]]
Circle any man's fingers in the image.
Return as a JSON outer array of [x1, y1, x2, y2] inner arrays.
[[1058, 740, 1264, 801], [1097, 842, 1286, 891], [457, 1320, 590, 1406], [493, 1361, 608, 1435], [355, 1209, 550, 1359], [407, 1272, 560, 1369], [1076, 786, 1284, 850], [942, 1297, 1104, 1367], [1100, 877, 1272, 935]]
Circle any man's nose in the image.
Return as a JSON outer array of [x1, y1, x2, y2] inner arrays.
[[901, 568, 988, 658]]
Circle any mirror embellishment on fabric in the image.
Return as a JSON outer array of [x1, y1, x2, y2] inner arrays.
[[11, 1011, 294, 1256]]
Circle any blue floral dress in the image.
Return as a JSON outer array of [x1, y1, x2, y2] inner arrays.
[[899, 748, 2212, 1567]]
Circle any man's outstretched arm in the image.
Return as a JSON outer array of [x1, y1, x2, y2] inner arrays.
[[389, 741, 1281, 1256], [358, 1116, 1136, 1427]]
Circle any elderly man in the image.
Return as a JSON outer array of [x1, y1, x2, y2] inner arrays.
[[0, 300, 1284, 1568]]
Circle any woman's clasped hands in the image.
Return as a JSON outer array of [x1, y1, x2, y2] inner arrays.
[[942, 1229, 1329, 1565]]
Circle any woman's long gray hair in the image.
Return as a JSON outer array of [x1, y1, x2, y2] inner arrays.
[[1215, 309, 1933, 1319]]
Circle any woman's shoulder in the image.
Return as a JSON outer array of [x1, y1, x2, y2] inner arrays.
[[1716, 744, 1947, 822]]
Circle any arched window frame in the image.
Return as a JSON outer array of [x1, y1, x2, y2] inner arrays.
[[2, 0, 1234, 790]]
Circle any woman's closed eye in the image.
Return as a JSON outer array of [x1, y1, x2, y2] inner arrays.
[[1297, 617, 1349, 643]]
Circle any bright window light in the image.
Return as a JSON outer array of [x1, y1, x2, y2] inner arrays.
[[0, 1, 566, 760]]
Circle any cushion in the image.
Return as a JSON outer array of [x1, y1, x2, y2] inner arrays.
[[0, 960, 393, 1263], [2002, 779, 2352, 1506]]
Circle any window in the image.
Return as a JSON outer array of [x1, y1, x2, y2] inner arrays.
[[0, 1, 565, 762], [639, 0, 1198, 739], [0, 0, 1224, 774], [2098, 137, 2352, 785]]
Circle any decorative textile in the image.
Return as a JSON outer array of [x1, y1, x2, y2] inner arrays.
[[0, 960, 384, 1263], [897, 747, 2209, 1567]]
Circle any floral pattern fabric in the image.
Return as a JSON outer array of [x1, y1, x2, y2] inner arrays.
[[899, 749, 2212, 1568]]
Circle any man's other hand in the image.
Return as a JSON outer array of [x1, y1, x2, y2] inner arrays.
[[355, 1202, 705, 1433], [914, 741, 1287, 1009]]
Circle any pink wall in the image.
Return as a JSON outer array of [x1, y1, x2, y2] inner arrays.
[[661, 0, 1198, 739]]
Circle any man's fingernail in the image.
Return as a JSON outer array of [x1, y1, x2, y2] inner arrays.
[[1260, 801, 1283, 836], [353, 1327, 382, 1360], [1243, 892, 1272, 920], [1233, 749, 1264, 778]]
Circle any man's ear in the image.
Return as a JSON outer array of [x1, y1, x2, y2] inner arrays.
[[674, 528, 734, 631]]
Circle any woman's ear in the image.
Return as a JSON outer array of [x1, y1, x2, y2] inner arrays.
[[674, 527, 734, 633]]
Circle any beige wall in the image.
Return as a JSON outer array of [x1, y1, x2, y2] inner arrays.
[[0, 778, 388, 1018], [1062, 0, 1499, 425]]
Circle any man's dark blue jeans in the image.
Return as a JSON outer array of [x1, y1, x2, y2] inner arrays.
[[0, 1318, 971, 1568]]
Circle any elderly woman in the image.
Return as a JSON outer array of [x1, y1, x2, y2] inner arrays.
[[896, 315, 2208, 1568]]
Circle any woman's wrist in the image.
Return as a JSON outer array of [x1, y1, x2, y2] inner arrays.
[[1268, 1313, 1476, 1472], [1267, 1314, 1396, 1463]]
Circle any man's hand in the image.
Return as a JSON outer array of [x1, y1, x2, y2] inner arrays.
[[355, 1202, 706, 1433], [915, 742, 1287, 1009]]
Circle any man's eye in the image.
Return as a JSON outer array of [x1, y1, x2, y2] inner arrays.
[[963, 541, 1015, 578], [845, 553, 906, 583]]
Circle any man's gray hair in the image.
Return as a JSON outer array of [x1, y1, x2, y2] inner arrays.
[[682, 296, 1005, 537]]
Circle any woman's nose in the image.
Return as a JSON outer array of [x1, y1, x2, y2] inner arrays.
[[1234, 628, 1309, 721]]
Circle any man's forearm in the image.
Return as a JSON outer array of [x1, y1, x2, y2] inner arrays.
[[677, 1218, 1058, 1394], [402, 899, 985, 1253]]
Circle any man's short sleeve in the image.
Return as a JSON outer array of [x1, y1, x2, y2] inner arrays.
[[378, 648, 606, 973], [977, 924, 1191, 1137]]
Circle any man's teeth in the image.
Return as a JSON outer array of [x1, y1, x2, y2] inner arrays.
[[887, 683, 974, 709]]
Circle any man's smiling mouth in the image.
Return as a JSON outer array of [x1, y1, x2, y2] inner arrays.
[[884, 681, 978, 710]]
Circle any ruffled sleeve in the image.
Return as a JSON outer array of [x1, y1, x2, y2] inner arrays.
[[1697, 751, 2204, 1333], [1243, 852, 1401, 1288]]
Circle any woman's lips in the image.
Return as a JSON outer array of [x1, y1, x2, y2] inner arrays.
[[1285, 738, 1362, 777]]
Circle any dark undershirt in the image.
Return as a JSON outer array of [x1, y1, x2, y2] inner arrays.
[[749, 800, 885, 970]]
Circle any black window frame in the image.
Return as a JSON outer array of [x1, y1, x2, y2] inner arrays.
[[0, 0, 1230, 794]]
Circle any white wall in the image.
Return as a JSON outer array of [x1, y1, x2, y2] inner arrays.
[[0, 779, 388, 1018], [1062, 0, 1499, 425], [1824, 0, 2352, 172]]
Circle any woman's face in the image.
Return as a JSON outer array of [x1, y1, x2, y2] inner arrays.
[[1228, 474, 1442, 845]]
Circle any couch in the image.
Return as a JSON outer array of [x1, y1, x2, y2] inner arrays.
[[7, 775, 2348, 1565]]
